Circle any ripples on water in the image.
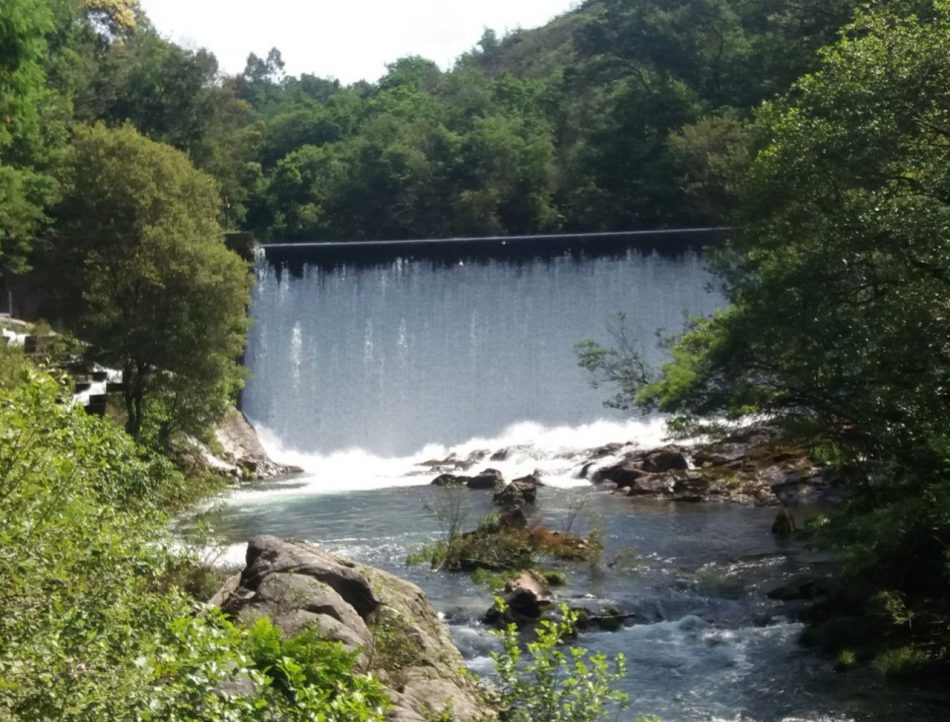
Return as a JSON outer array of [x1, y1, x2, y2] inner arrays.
[[196, 435, 949, 722]]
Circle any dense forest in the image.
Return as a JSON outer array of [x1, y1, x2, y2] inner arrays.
[[3, 0, 950, 718], [3, 0, 861, 259]]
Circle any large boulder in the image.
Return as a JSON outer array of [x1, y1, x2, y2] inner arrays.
[[493, 475, 541, 506], [641, 446, 689, 473], [467, 468, 505, 490], [624, 474, 676, 496], [215, 412, 303, 480], [430, 473, 469, 486], [594, 461, 650, 487], [484, 569, 553, 626], [212, 536, 493, 721]]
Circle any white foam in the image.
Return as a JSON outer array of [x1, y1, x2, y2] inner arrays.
[[223, 416, 676, 505]]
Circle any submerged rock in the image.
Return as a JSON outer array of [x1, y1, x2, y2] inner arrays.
[[211, 536, 494, 721], [771, 508, 797, 536]]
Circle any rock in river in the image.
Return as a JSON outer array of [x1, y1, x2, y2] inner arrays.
[[467, 468, 505, 490], [493, 474, 541, 506], [211, 535, 494, 722], [484, 569, 553, 626]]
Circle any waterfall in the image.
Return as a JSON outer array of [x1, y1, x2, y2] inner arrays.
[[243, 241, 722, 459]]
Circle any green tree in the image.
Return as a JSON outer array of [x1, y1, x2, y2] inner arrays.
[[0, 0, 60, 274], [380, 55, 443, 93], [457, 113, 560, 234], [647, 1, 950, 460], [53, 123, 250, 442], [582, 0, 950, 668], [667, 112, 751, 225]]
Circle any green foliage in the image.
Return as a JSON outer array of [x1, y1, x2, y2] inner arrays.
[[490, 603, 642, 722], [667, 112, 752, 224], [0, 0, 61, 272], [873, 646, 931, 680], [410, 508, 599, 574], [407, 523, 536, 572], [472, 567, 567, 591], [0, 372, 390, 721], [834, 649, 856, 671], [575, 313, 651, 411], [0, 373, 177, 719], [541, 570, 568, 587], [641, 1, 950, 456], [473, 568, 518, 592], [243, 617, 389, 717], [50, 123, 251, 444], [0, 343, 34, 389]]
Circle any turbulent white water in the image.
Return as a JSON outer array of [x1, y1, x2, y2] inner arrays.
[[245, 415, 670, 497]]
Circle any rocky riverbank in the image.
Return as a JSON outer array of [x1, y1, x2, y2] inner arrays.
[[210, 536, 495, 721], [207, 411, 303, 481], [420, 423, 845, 509]]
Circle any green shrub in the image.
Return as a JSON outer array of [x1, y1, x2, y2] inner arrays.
[[409, 511, 598, 573], [490, 603, 652, 722], [833, 649, 856, 671], [874, 646, 930, 680], [0, 374, 390, 721]]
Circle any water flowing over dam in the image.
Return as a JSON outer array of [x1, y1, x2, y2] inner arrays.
[[244, 232, 723, 459]]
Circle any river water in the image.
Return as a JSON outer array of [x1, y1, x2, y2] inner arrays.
[[203, 237, 949, 721]]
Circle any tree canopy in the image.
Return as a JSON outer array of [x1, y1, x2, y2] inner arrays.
[[580, 0, 950, 671], [53, 123, 250, 442], [1, 0, 874, 252], [0, 0, 59, 272]]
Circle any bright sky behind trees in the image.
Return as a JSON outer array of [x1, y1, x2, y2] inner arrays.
[[139, 0, 579, 83]]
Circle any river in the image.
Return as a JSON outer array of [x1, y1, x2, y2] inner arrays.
[[201, 236, 949, 721]]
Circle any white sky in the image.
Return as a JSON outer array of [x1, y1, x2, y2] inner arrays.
[[138, 0, 580, 85]]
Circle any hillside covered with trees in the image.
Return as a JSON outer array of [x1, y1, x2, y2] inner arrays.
[[3, 0, 863, 259]]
